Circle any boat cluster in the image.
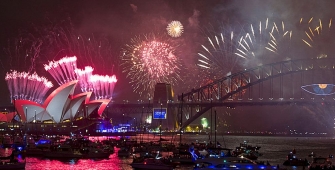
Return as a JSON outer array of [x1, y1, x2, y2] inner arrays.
[[0, 134, 116, 162], [124, 139, 335, 170], [119, 139, 278, 170], [21, 135, 115, 159], [283, 149, 335, 170]]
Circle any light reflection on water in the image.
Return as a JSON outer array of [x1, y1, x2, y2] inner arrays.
[[24, 147, 133, 170], [3, 134, 335, 170]]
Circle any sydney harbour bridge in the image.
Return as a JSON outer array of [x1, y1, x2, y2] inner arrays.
[[106, 57, 335, 132]]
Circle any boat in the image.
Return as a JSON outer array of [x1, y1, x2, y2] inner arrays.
[[35, 138, 52, 150], [117, 146, 131, 158], [167, 150, 194, 164], [102, 144, 114, 154], [12, 136, 25, 150], [130, 158, 174, 170], [2, 136, 13, 148], [283, 152, 309, 166], [0, 161, 26, 170], [308, 156, 334, 170], [308, 152, 317, 158], [232, 141, 262, 160], [0, 151, 26, 170], [204, 147, 233, 158], [193, 156, 277, 169], [81, 147, 111, 159], [24, 136, 51, 156], [25, 147, 50, 157], [44, 144, 82, 159]]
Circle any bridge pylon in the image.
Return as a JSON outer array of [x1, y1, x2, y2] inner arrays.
[[152, 83, 177, 131]]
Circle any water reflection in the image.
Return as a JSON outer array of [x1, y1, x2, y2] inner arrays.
[[19, 147, 133, 170]]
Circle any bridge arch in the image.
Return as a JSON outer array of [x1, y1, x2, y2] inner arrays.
[[178, 57, 335, 129]]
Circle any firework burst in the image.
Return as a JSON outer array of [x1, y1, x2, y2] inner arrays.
[[235, 18, 276, 67], [300, 17, 335, 58], [5, 70, 53, 103], [2, 18, 119, 77], [44, 56, 78, 85], [198, 25, 244, 79], [75, 66, 94, 92], [265, 21, 293, 58], [89, 74, 117, 100], [166, 21, 184, 38], [122, 33, 182, 98], [76, 66, 117, 100]]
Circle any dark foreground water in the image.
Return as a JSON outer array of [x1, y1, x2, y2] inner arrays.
[[8, 134, 335, 170]]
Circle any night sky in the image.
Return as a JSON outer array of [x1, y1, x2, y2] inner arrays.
[[1, 0, 335, 132]]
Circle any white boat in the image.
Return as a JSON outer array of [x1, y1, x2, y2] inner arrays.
[[44, 144, 82, 159], [130, 158, 174, 170], [194, 156, 277, 169]]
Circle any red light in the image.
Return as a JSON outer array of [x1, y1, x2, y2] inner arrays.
[[144, 162, 146, 164]]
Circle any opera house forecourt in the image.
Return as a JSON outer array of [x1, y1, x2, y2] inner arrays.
[[3, 56, 117, 134]]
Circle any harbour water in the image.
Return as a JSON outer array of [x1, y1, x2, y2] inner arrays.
[[8, 134, 335, 170]]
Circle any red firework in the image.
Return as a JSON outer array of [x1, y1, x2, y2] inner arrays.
[[122, 34, 182, 97]]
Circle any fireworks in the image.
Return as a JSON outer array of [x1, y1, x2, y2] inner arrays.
[[300, 17, 334, 57], [44, 56, 78, 85], [198, 28, 242, 79], [76, 66, 117, 99], [89, 74, 117, 100], [235, 18, 274, 67], [43, 55, 118, 100], [5, 70, 53, 103], [3, 18, 119, 77], [75, 66, 94, 92], [266, 21, 293, 57], [233, 19, 295, 67], [166, 21, 184, 38], [122, 34, 182, 97]]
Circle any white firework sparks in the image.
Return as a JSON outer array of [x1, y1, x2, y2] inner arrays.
[[167, 21, 184, 38]]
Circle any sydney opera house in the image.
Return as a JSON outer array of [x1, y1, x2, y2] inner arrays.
[[2, 56, 117, 134]]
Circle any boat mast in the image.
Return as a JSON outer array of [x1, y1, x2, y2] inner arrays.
[[215, 110, 216, 148], [210, 94, 213, 143], [179, 93, 183, 147]]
